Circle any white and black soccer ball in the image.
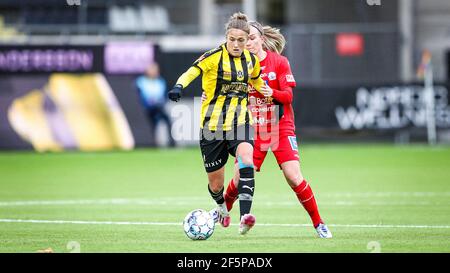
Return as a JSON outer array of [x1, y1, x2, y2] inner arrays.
[[183, 209, 215, 240]]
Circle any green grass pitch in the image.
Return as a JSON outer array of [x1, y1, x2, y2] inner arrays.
[[0, 144, 449, 253]]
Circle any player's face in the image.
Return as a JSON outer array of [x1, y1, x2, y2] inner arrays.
[[226, 29, 248, 57], [246, 26, 264, 55]]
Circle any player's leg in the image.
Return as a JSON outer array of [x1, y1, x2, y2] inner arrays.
[[223, 165, 239, 212], [200, 130, 230, 227], [280, 161, 319, 223], [274, 135, 332, 238], [280, 160, 332, 238], [227, 124, 257, 234], [235, 142, 256, 235], [206, 166, 231, 227], [224, 141, 266, 212]]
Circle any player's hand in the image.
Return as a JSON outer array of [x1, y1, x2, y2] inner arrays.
[[260, 85, 273, 97], [201, 92, 207, 103], [168, 84, 183, 102]]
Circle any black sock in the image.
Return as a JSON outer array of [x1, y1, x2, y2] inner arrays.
[[208, 185, 225, 205], [238, 167, 255, 219]]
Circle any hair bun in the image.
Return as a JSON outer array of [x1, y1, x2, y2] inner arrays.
[[225, 12, 250, 34], [231, 12, 248, 22]]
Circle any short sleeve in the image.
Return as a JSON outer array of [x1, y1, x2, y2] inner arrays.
[[193, 53, 211, 72], [193, 46, 222, 73]]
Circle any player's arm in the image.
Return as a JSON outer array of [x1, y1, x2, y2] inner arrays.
[[175, 66, 202, 89], [249, 55, 265, 94], [168, 53, 211, 102], [271, 86, 293, 105], [168, 67, 201, 102], [271, 58, 297, 104]]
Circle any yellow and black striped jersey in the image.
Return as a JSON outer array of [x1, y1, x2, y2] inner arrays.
[[176, 44, 264, 131]]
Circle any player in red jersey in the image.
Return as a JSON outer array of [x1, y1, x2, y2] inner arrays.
[[209, 21, 332, 238]]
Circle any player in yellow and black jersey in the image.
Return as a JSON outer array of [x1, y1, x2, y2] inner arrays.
[[175, 42, 263, 132], [168, 12, 271, 235]]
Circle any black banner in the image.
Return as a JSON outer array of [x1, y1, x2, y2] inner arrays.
[[295, 83, 450, 132], [0, 253, 444, 272]]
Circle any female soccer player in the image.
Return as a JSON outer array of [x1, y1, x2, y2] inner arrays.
[[168, 13, 270, 235], [205, 21, 332, 238]]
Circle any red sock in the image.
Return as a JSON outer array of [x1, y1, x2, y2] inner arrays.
[[292, 180, 322, 228], [224, 179, 238, 212]]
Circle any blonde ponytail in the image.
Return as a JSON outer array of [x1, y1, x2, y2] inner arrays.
[[262, 25, 286, 54]]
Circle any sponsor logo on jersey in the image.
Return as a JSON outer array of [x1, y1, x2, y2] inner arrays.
[[286, 74, 295, 82], [251, 105, 276, 113], [220, 82, 248, 94], [288, 136, 298, 150], [251, 97, 274, 105], [268, 72, 277, 80], [253, 117, 277, 125]]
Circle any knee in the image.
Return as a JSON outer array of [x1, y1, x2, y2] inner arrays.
[[238, 155, 253, 168], [236, 150, 253, 168], [236, 143, 253, 165], [285, 171, 304, 187]]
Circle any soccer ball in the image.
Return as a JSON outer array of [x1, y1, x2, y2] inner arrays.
[[183, 209, 215, 240]]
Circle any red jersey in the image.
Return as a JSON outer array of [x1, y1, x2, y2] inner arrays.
[[248, 50, 297, 135]]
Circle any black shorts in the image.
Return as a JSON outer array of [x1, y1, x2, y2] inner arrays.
[[199, 124, 254, 173]]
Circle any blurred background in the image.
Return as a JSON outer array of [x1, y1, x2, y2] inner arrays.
[[1, 0, 449, 151]]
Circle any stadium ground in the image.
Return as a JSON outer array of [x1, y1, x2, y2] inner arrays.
[[0, 144, 449, 253]]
